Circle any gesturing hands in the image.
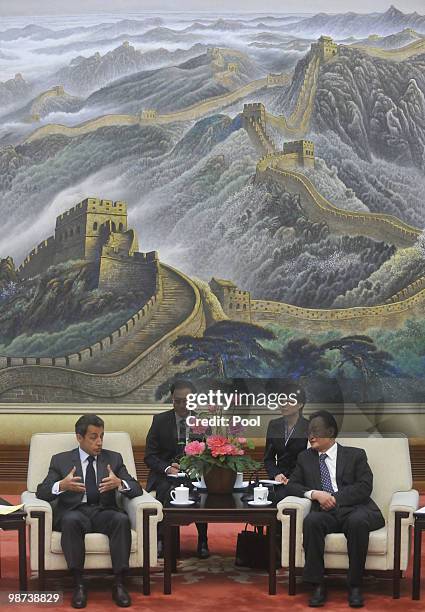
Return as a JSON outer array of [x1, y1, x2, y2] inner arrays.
[[275, 473, 289, 485], [312, 490, 336, 511], [59, 467, 86, 493], [98, 464, 122, 494]]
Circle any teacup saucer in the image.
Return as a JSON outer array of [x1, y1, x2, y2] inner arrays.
[[170, 500, 195, 506], [248, 500, 272, 506]]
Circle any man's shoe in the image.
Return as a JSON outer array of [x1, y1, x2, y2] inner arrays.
[[157, 539, 164, 559], [197, 540, 210, 559], [71, 584, 87, 609], [112, 583, 131, 608], [348, 586, 364, 608], [308, 584, 327, 607]]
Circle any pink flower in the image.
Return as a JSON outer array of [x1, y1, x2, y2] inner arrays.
[[185, 441, 205, 456], [206, 435, 228, 450], [237, 437, 247, 445]]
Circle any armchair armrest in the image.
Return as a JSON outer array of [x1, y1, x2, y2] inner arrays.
[[276, 496, 312, 522], [21, 491, 53, 521], [386, 489, 419, 587], [21, 491, 54, 580], [121, 490, 163, 532], [277, 496, 311, 585], [388, 490, 419, 518], [121, 491, 162, 572]]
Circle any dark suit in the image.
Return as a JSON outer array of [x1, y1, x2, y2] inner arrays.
[[145, 409, 184, 494], [285, 444, 385, 586], [264, 415, 308, 501], [37, 448, 142, 574], [144, 409, 207, 540]]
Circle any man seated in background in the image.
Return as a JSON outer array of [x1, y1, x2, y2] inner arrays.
[[285, 410, 385, 609], [36, 414, 142, 609], [144, 380, 209, 559]]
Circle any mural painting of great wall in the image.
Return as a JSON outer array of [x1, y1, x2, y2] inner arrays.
[[1, 5, 425, 410]]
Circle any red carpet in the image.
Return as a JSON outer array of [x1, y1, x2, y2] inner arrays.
[[0, 494, 424, 611]]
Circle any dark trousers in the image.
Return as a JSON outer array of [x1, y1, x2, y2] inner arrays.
[[58, 504, 131, 575], [153, 477, 208, 542], [302, 506, 384, 587]]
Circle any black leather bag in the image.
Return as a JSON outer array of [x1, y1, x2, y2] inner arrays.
[[235, 524, 269, 569]]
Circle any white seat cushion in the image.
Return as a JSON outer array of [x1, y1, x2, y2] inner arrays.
[[323, 526, 387, 556], [51, 530, 138, 554]]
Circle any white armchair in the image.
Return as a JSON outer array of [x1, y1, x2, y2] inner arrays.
[[21, 432, 162, 594], [277, 436, 419, 598]]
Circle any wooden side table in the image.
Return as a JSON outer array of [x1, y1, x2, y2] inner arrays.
[[0, 509, 28, 591], [412, 511, 425, 600]]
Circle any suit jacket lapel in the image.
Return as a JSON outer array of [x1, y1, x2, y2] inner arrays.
[[290, 416, 305, 441], [71, 448, 84, 482], [71, 448, 84, 501], [310, 450, 322, 490], [169, 410, 179, 450], [336, 443, 345, 488], [96, 450, 108, 486]]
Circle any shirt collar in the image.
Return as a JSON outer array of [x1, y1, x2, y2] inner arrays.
[[79, 447, 96, 463], [320, 442, 337, 460]]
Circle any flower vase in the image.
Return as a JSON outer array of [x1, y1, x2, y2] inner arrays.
[[203, 465, 237, 494]]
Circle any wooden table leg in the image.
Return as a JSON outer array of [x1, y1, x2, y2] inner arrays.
[[268, 519, 277, 595], [412, 519, 422, 600], [284, 508, 297, 596], [18, 521, 27, 591], [164, 522, 172, 595], [172, 526, 178, 573], [143, 508, 156, 596]]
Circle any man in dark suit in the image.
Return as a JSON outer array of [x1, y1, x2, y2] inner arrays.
[[264, 382, 309, 501], [145, 380, 209, 559], [36, 414, 142, 609], [285, 410, 385, 608]]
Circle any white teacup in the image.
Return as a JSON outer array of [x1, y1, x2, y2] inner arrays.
[[253, 484, 268, 504], [234, 472, 244, 488], [170, 484, 190, 504]]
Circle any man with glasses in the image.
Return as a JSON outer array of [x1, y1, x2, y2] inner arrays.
[[144, 380, 209, 559], [285, 410, 384, 608]]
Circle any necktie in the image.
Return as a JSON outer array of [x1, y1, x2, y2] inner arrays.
[[85, 456, 99, 505], [319, 453, 334, 494], [178, 418, 187, 444]]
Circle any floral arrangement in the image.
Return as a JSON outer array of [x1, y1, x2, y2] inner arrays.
[[179, 434, 260, 478]]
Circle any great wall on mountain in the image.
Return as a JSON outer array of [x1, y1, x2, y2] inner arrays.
[[1, 35, 425, 403]]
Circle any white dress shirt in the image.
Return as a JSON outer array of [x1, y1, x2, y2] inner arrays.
[[304, 442, 338, 499], [52, 447, 129, 500]]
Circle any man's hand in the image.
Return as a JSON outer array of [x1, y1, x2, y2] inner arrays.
[[275, 473, 289, 485], [312, 490, 336, 511], [98, 464, 122, 494], [59, 467, 86, 493], [165, 463, 180, 476]]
